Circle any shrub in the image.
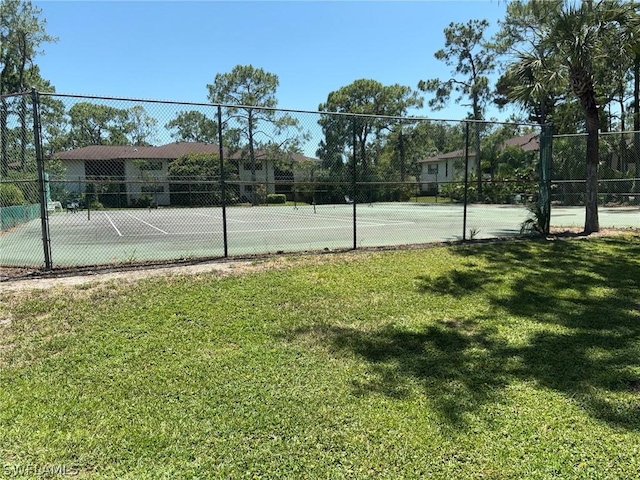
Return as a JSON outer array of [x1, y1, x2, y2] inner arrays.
[[440, 182, 471, 202], [88, 200, 104, 210], [267, 194, 286, 204], [130, 195, 153, 208], [520, 203, 549, 236], [0, 184, 26, 207]]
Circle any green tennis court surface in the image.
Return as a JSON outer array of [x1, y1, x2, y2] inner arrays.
[[1, 203, 638, 267]]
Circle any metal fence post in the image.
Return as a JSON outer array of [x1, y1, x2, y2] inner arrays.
[[31, 89, 52, 269], [1, 97, 7, 178], [463, 121, 470, 241], [539, 123, 553, 235], [218, 105, 228, 257], [352, 116, 357, 250]]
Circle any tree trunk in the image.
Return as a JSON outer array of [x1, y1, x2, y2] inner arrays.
[[19, 32, 28, 171], [248, 108, 257, 206], [571, 62, 600, 234], [360, 133, 367, 179], [584, 104, 600, 234], [634, 53, 640, 200], [20, 95, 27, 170], [614, 88, 625, 172], [398, 130, 405, 182], [474, 122, 482, 198], [472, 99, 482, 198]]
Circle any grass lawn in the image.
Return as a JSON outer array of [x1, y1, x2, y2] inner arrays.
[[411, 194, 453, 204], [1, 236, 640, 478]]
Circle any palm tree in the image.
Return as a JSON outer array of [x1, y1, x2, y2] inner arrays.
[[501, 0, 639, 234], [626, 9, 640, 189], [549, 1, 640, 232], [501, 48, 565, 127], [633, 48, 640, 185], [569, 3, 640, 230], [496, 1, 566, 125]]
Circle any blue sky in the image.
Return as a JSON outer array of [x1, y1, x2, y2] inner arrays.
[[33, 0, 511, 122]]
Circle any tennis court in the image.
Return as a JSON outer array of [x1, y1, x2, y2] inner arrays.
[[1, 202, 638, 267]]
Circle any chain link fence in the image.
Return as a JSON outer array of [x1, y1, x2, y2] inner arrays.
[[1, 91, 610, 270], [551, 131, 640, 206], [0, 93, 39, 232]]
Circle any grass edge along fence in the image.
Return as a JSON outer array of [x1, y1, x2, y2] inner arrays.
[[1, 91, 552, 270]]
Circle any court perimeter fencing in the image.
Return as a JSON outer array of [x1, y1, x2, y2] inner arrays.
[[0, 91, 637, 270]]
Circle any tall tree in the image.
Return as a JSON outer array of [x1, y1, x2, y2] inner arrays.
[[633, 45, 640, 184], [165, 110, 218, 143], [499, 0, 640, 233], [207, 64, 304, 205], [39, 92, 67, 158], [65, 102, 133, 148], [55, 103, 157, 149], [625, 8, 640, 189], [126, 105, 158, 146], [553, 0, 634, 233], [317, 79, 422, 180], [494, 0, 566, 126], [419, 19, 496, 196], [0, 0, 55, 176]]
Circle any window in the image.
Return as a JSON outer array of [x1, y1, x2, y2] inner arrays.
[[141, 185, 165, 193], [139, 161, 163, 171], [427, 164, 439, 175], [243, 162, 263, 171]]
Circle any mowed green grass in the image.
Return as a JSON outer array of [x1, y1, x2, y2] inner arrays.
[[1, 236, 640, 479]]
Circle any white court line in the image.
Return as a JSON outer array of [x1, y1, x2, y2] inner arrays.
[[120, 221, 416, 237], [269, 211, 412, 225], [277, 210, 430, 227], [176, 210, 357, 225], [189, 212, 247, 223], [225, 222, 416, 234], [125, 213, 169, 234], [241, 213, 412, 227], [102, 211, 123, 237]]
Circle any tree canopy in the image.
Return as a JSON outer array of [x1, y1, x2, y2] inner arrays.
[[419, 19, 496, 195], [317, 79, 423, 175], [0, 0, 55, 175], [495, 0, 640, 233], [60, 102, 157, 149], [165, 110, 218, 143], [207, 64, 307, 204]]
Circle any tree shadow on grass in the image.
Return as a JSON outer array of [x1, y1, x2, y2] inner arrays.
[[420, 237, 640, 429], [293, 318, 508, 427], [289, 237, 640, 429], [511, 328, 640, 427]]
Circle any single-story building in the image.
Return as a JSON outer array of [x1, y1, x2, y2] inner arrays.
[[418, 132, 540, 193], [52, 142, 318, 206]]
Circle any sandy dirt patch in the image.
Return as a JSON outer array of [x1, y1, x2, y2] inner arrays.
[[1, 228, 637, 293], [0, 260, 255, 293]]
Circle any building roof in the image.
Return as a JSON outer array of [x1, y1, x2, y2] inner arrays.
[[52, 142, 318, 163], [418, 148, 476, 164], [52, 142, 221, 161], [418, 132, 540, 164], [503, 132, 540, 152]]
